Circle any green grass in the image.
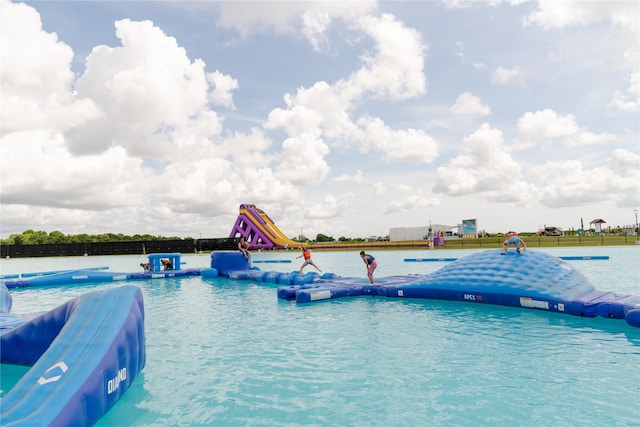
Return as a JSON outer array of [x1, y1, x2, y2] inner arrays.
[[440, 235, 638, 249], [310, 235, 639, 251]]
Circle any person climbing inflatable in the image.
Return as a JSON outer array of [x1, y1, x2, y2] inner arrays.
[[501, 231, 527, 255]]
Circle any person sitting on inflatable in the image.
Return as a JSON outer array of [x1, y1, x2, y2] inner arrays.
[[238, 237, 251, 261], [161, 259, 173, 270]]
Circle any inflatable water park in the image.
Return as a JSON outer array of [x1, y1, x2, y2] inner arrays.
[[1, 204, 639, 426]]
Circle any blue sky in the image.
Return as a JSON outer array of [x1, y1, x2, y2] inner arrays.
[[1, 0, 638, 240]]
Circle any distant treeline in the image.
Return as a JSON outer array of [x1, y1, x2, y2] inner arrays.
[[0, 229, 248, 258], [1, 230, 190, 245], [1, 238, 241, 259]]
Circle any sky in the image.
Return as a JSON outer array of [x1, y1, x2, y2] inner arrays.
[[1, 0, 639, 241]]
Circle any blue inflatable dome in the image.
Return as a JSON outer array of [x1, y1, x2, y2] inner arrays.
[[409, 250, 595, 301], [273, 250, 640, 327]]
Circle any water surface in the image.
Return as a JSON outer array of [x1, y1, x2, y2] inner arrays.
[[2, 247, 639, 426]]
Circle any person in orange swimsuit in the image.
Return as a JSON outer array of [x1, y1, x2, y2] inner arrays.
[[297, 247, 321, 274]]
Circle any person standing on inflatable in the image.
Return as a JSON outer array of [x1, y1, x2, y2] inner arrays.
[[360, 251, 377, 284], [297, 247, 321, 274], [500, 231, 527, 254]]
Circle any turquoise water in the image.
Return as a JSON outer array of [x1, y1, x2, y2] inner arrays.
[[2, 247, 639, 426]]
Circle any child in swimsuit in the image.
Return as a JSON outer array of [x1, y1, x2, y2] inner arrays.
[[359, 251, 377, 284]]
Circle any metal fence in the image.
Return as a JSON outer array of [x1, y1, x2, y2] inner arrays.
[[430, 235, 638, 249], [0, 238, 241, 258]]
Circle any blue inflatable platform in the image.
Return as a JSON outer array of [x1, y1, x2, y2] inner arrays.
[[209, 250, 640, 328], [1, 253, 201, 288], [0, 283, 146, 427]]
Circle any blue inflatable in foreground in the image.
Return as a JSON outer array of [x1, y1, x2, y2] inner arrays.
[[0, 284, 146, 427], [210, 250, 640, 328]]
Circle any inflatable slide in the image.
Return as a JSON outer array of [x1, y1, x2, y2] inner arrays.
[[229, 204, 298, 250]]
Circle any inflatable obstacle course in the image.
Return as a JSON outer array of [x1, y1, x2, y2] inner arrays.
[[209, 250, 640, 328]]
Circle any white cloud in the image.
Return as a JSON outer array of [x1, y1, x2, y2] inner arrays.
[[516, 109, 616, 149], [385, 192, 441, 214], [243, 168, 302, 205], [610, 148, 640, 177], [491, 66, 531, 86], [0, 0, 102, 134], [608, 68, 639, 112], [1, 130, 147, 210], [275, 133, 331, 185], [358, 116, 438, 163], [524, 1, 639, 32], [533, 153, 640, 208], [524, 1, 639, 113], [207, 70, 238, 109], [434, 123, 536, 205], [306, 194, 342, 219], [269, 95, 332, 137], [301, 8, 332, 51], [334, 170, 365, 185], [220, 128, 274, 168], [217, 1, 377, 50], [265, 12, 431, 173], [266, 105, 331, 184], [352, 13, 427, 101], [397, 184, 413, 194], [449, 92, 491, 116], [66, 19, 219, 156], [373, 182, 387, 196]]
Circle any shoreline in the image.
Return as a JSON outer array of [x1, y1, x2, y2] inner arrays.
[[306, 235, 639, 251]]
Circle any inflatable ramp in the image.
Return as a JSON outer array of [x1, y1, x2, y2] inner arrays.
[[0, 284, 146, 427]]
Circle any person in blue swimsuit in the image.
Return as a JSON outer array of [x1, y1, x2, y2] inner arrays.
[[501, 231, 527, 254], [359, 251, 377, 284]]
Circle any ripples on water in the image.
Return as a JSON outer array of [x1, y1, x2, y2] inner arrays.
[[2, 247, 639, 426]]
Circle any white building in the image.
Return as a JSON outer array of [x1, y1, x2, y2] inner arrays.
[[389, 224, 458, 241]]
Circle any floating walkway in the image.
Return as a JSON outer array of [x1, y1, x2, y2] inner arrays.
[[404, 255, 610, 262], [1, 253, 200, 288]]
